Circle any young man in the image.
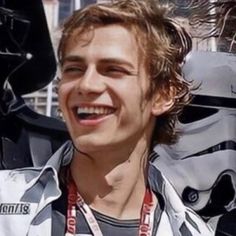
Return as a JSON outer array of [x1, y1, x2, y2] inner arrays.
[[0, 0, 213, 235]]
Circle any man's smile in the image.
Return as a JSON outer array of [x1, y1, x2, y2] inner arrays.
[[73, 104, 117, 123]]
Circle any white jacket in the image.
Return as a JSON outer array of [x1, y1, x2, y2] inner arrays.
[[0, 141, 213, 236]]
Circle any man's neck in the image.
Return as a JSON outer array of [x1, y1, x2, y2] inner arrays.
[[70, 139, 151, 220]]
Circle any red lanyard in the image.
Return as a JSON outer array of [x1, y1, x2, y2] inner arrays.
[[66, 178, 155, 236]]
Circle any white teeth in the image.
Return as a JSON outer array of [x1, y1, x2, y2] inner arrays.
[[77, 106, 114, 115]]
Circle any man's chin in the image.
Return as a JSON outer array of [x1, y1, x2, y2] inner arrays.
[[73, 137, 110, 153]]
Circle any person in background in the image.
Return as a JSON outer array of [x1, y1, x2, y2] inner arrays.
[[0, 0, 213, 235]]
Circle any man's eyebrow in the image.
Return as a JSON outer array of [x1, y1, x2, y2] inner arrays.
[[99, 58, 135, 69], [61, 55, 85, 65], [61, 56, 136, 69]]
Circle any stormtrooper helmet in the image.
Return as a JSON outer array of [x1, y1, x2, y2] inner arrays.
[[153, 51, 236, 219]]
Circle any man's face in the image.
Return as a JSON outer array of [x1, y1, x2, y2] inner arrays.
[[58, 25, 162, 154]]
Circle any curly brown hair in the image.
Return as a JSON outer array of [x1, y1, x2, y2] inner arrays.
[[57, 0, 193, 146]]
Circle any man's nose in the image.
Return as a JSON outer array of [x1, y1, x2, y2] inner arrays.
[[75, 66, 106, 95]]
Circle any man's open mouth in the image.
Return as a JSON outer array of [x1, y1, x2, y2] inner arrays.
[[74, 106, 116, 120]]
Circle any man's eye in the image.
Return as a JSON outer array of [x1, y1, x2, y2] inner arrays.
[[63, 67, 83, 73], [104, 67, 129, 77], [61, 66, 85, 79]]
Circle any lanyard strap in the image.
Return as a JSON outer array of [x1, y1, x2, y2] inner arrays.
[[66, 178, 155, 236]]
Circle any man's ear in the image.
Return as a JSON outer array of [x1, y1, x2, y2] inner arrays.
[[151, 92, 175, 116]]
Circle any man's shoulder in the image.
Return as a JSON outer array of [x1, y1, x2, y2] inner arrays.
[[0, 141, 73, 197], [149, 163, 214, 235], [0, 168, 42, 202]]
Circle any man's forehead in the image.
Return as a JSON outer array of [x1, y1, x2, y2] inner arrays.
[[65, 24, 141, 50], [63, 25, 141, 64]]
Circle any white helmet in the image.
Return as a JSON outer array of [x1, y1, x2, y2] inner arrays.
[[153, 51, 236, 220]]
